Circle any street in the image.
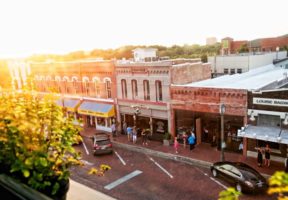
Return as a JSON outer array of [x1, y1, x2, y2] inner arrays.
[[70, 136, 273, 200]]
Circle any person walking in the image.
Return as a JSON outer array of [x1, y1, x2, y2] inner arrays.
[[132, 126, 137, 144], [141, 129, 149, 146], [264, 144, 271, 167], [127, 126, 132, 142], [188, 132, 196, 150], [256, 147, 263, 167], [174, 137, 179, 154], [182, 131, 188, 148], [111, 123, 116, 138]]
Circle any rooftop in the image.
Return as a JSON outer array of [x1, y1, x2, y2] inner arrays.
[[174, 64, 288, 90]]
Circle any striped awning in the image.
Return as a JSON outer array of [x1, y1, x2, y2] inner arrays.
[[78, 101, 115, 118], [56, 99, 81, 112]]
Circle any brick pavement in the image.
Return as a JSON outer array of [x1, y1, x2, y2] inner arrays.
[[80, 127, 284, 176]]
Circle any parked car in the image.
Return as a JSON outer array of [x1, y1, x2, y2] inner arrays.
[[93, 134, 113, 155], [210, 161, 268, 193]]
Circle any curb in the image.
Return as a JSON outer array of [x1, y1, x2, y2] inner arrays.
[[112, 141, 212, 169], [111, 141, 271, 179]]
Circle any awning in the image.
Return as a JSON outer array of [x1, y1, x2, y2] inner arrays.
[[78, 101, 115, 118], [56, 99, 81, 112], [237, 125, 288, 144]]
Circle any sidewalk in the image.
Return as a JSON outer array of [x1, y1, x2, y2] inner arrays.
[[68, 180, 116, 200], [80, 128, 284, 177]]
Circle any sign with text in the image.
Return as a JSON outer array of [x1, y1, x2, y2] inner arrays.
[[253, 98, 288, 107]]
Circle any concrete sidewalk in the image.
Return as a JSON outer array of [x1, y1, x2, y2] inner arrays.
[[80, 127, 284, 177], [68, 179, 116, 200]]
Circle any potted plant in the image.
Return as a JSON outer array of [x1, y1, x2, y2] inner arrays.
[[163, 132, 172, 146], [0, 91, 82, 200]]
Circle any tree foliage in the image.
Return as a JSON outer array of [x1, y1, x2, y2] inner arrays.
[[268, 171, 288, 200], [27, 43, 222, 62], [218, 187, 241, 200]]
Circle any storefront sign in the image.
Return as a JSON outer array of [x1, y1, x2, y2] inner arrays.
[[253, 98, 288, 107]]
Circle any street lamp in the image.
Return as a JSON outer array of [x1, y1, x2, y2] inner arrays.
[[219, 103, 226, 161], [276, 46, 280, 60]]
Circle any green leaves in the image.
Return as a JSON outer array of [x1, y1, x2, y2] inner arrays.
[[0, 91, 81, 196], [218, 187, 241, 200]]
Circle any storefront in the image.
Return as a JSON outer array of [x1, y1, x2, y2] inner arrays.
[[55, 98, 81, 119], [78, 100, 115, 132], [171, 86, 247, 154], [238, 89, 288, 162]]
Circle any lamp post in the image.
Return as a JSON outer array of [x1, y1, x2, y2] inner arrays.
[[276, 46, 279, 60], [219, 103, 226, 161]]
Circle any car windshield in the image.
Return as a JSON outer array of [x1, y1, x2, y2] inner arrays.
[[239, 169, 261, 181]]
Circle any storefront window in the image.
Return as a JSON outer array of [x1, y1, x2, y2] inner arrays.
[[97, 117, 105, 126]]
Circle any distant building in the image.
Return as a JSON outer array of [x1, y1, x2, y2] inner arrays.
[[206, 37, 217, 45], [221, 35, 288, 55], [132, 48, 157, 62], [208, 51, 287, 77]]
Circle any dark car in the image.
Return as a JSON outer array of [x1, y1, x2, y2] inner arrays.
[[210, 161, 268, 193], [93, 134, 113, 155]]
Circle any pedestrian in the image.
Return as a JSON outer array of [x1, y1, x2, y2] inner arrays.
[[264, 144, 271, 167], [256, 147, 263, 167], [141, 129, 149, 146], [285, 157, 288, 173], [132, 126, 137, 144], [174, 137, 179, 154], [122, 121, 127, 135], [188, 132, 196, 150], [111, 123, 116, 138], [127, 126, 132, 142]]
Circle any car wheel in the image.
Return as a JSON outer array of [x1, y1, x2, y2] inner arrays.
[[236, 183, 242, 193], [212, 169, 217, 177]]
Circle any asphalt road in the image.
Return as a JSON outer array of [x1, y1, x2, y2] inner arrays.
[[70, 136, 274, 200]]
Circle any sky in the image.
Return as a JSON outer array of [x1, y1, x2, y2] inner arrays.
[[0, 0, 287, 58]]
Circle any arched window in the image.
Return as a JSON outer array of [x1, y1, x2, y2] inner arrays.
[[72, 77, 78, 94], [143, 80, 150, 100], [155, 80, 163, 101], [83, 78, 89, 96], [121, 79, 127, 99], [93, 78, 100, 97], [55, 76, 61, 93], [63, 77, 69, 94], [105, 79, 112, 98], [131, 79, 138, 99]]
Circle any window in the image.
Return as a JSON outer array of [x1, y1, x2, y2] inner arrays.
[[224, 68, 229, 74], [143, 80, 150, 100], [72, 78, 78, 94], [63, 79, 68, 93], [237, 68, 242, 74], [155, 80, 163, 101], [94, 79, 100, 97], [131, 79, 138, 99], [121, 79, 127, 99], [230, 69, 235, 74], [105, 80, 112, 98], [83, 79, 89, 96]]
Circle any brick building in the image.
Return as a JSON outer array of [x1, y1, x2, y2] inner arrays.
[[115, 51, 211, 140], [171, 63, 288, 158], [30, 59, 117, 132]]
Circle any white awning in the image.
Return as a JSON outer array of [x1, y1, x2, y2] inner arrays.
[[237, 125, 288, 144]]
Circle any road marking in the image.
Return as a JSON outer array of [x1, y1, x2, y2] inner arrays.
[[149, 157, 173, 179], [82, 140, 90, 155], [115, 151, 126, 165], [210, 177, 227, 189], [80, 159, 94, 166], [195, 167, 227, 189], [104, 170, 142, 190]]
